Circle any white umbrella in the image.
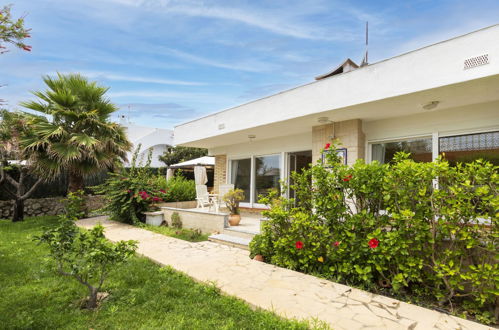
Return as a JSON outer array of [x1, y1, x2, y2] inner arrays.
[[194, 166, 208, 185], [166, 168, 175, 181]]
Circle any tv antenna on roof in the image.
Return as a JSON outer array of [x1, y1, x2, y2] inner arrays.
[[360, 21, 368, 67]]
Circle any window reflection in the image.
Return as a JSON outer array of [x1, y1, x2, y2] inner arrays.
[[372, 138, 433, 164], [254, 155, 281, 202]]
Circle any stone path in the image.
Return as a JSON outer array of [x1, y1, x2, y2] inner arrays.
[[77, 217, 491, 330]]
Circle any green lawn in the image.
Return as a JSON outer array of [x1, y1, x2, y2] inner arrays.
[[141, 223, 209, 242], [0, 216, 313, 329]]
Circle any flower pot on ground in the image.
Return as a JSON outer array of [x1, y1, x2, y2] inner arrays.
[[144, 211, 164, 226], [253, 254, 264, 262], [223, 189, 245, 226], [228, 214, 241, 226]]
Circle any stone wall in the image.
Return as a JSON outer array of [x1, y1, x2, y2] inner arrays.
[[213, 154, 227, 193], [312, 119, 365, 166], [0, 195, 106, 219]]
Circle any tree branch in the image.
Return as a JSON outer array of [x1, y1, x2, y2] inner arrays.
[[21, 177, 43, 200]]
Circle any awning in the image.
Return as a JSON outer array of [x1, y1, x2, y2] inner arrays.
[[169, 156, 215, 169]]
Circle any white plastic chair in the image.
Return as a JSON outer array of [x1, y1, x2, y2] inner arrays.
[[196, 184, 221, 212]]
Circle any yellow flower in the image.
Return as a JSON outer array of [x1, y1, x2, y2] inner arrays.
[[318, 256, 324, 263]]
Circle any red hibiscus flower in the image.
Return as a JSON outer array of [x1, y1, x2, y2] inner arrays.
[[333, 241, 340, 247], [152, 197, 161, 202], [368, 238, 379, 249], [325, 143, 331, 150], [343, 174, 352, 182], [295, 241, 304, 249]]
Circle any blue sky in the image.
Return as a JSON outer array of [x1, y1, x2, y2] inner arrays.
[[2, 0, 498, 128]]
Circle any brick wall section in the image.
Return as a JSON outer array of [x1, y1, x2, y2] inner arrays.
[[312, 119, 365, 166], [213, 154, 227, 194]]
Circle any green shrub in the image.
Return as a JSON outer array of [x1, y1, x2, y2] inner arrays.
[[171, 212, 182, 229], [155, 176, 196, 202], [63, 190, 86, 219], [94, 147, 168, 224], [251, 143, 498, 323], [35, 215, 137, 309]]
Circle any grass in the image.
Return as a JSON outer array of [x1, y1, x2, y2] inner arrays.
[[0, 216, 313, 329], [141, 223, 209, 242]]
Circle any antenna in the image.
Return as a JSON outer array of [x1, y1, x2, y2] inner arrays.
[[361, 21, 369, 67]]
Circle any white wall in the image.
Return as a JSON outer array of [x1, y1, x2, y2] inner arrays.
[[209, 132, 312, 159], [123, 123, 174, 168]]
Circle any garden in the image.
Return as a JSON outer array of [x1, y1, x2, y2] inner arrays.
[[0, 215, 309, 329], [250, 143, 498, 324]]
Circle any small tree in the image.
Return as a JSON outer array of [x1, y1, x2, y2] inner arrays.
[[0, 110, 44, 221], [159, 145, 207, 166], [36, 216, 137, 309]]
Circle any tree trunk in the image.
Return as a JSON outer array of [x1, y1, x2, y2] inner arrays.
[[12, 198, 24, 222], [86, 287, 98, 309], [68, 171, 84, 193]]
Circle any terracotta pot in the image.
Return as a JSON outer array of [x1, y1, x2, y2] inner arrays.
[[253, 254, 265, 262], [228, 214, 241, 226]]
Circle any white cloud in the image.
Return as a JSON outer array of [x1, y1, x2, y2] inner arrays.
[[78, 71, 207, 86]]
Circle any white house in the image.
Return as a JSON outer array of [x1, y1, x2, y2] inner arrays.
[[120, 116, 174, 168], [174, 25, 499, 208]]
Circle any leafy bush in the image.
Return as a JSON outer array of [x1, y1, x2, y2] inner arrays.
[[251, 143, 498, 323], [171, 212, 182, 229], [155, 175, 196, 202], [36, 215, 137, 309], [94, 147, 168, 224], [63, 190, 86, 219]]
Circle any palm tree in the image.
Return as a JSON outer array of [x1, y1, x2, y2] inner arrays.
[[20, 73, 131, 192]]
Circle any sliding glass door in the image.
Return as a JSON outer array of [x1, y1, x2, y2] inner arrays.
[[229, 154, 282, 207], [254, 155, 281, 203], [230, 158, 251, 203]]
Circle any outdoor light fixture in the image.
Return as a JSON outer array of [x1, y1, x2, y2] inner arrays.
[[422, 101, 440, 110], [318, 116, 330, 123], [248, 134, 256, 142]]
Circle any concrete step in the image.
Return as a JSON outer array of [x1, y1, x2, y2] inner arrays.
[[208, 234, 251, 250], [222, 227, 258, 240]]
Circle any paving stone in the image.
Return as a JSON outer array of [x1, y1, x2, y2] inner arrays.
[[76, 217, 490, 330]]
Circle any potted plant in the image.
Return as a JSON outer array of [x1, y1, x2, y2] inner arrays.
[[223, 189, 245, 226]]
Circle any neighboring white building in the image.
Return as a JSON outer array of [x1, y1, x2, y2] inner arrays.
[[174, 25, 499, 208], [119, 116, 174, 168]]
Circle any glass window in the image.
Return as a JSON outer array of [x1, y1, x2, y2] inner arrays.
[[439, 131, 499, 165], [372, 138, 432, 164], [230, 158, 251, 203], [254, 155, 281, 203]]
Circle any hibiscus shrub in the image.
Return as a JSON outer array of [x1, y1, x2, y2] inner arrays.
[[250, 143, 498, 323]]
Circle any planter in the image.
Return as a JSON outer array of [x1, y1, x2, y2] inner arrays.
[[144, 211, 164, 226], [228, 214, 241, 226]]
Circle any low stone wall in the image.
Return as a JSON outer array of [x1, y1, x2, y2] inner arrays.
[[160, 207, 228, 234], [156, 201, 197, 209], [0, 195, 105, 219]]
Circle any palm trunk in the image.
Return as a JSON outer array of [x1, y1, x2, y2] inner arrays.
[[68, 171, 84, 193]]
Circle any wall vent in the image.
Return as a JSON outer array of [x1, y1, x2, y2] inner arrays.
[[464, 54, 489, 69], [218, 123, 225, 130]]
